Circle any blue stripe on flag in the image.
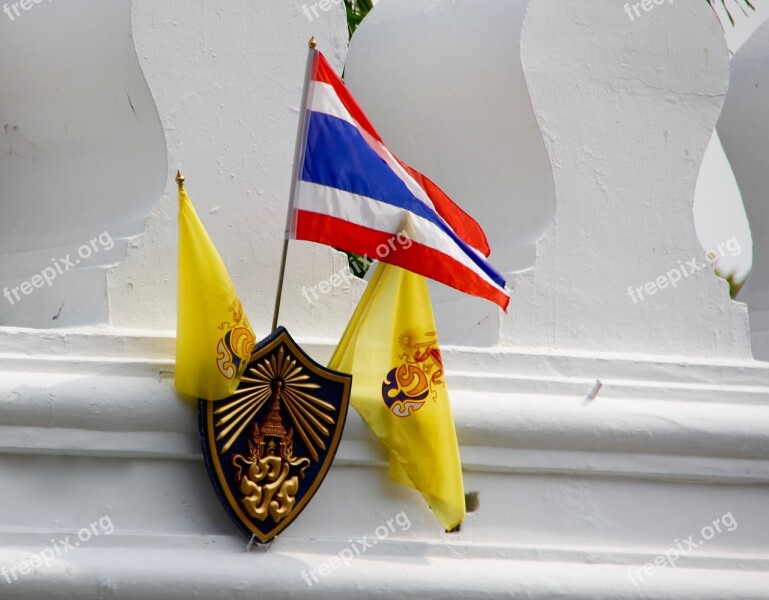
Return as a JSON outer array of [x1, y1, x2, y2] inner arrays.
[[301, 111, 506, 289]]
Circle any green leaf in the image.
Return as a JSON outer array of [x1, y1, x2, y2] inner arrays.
[[344, 0, 375, 37]]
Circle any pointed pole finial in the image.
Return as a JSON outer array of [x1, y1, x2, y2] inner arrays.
[[175, 169, 185, 189], [309, 36, 317, 49]]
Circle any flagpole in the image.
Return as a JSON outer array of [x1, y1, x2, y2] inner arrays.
[[272, 36, 318, 332]]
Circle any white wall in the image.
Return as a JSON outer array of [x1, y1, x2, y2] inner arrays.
[[0, 0, 166, 328], [345, 0, 751, 359], [107, 0, 358, 341], [1, 1, 769, 599], [719, 17, 769, 359], [345, 0, 555, 346]]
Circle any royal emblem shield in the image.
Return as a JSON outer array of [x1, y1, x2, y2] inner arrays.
[[199, 326, 351, 542]]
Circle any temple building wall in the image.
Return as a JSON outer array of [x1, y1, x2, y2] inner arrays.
[[1, 0, 768, 598]]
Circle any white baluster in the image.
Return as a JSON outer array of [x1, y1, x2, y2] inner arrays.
[[513, 0, 750, 357], [718, 18, 769, 359]]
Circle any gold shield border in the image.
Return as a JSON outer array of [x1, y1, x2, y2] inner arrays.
[[204, 327, 351, 542]]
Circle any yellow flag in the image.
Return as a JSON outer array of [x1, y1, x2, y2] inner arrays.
[[329, 263, 466, 530], [175, 182, 255, 401]]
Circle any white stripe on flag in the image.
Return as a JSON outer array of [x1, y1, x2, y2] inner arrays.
[[295, 181, 504, 291], [309, 82, 438, 213]]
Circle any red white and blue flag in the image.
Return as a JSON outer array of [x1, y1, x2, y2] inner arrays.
[[288, 49, 510, 310]]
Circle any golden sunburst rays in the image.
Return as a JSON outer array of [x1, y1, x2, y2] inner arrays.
[[213, 345, 336, 459]]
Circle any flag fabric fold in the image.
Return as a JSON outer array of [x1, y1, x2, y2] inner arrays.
[[175, 184, 255, 401], [329, 262, 466, 530], [290, 50, 510, 311]]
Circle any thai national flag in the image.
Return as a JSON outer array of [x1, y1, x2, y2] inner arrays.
[[289, 49, 510, 310]]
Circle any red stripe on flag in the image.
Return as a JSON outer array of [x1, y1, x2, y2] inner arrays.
[[396, 160, 491, 258], [294, 210, 510, 311], [314, 52, 383, 144]]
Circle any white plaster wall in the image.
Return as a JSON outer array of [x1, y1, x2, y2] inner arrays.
[[344, 0, 555, 346], [0, 0, 166, 328], [1, 328, 769, 598], [718, 18, 769, 360], [514, 0, 750, 358], [2, 2, 769, 599], [345, 0, 752, 359], [107, 0, 359, 340], [512, 0, 752, 357]]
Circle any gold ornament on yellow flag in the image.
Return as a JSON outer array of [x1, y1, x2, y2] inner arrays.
[[174, 170, 256, 401], [329, 262, 466, 530]]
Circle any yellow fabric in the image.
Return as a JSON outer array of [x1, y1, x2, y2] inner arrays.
[[329, 263, 465, 530], [175, 187, 255, 401]]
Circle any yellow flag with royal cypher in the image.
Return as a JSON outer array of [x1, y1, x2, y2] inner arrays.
[[329, 263, 466, 530], [175, 182, 255, 401]]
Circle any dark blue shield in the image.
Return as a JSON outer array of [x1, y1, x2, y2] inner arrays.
[[199, 326, 351, 542]]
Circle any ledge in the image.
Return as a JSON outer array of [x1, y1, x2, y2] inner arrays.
[[1, 326, 769, 484], [1, 326, 768, 598], [0, 542, 767, 600]]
